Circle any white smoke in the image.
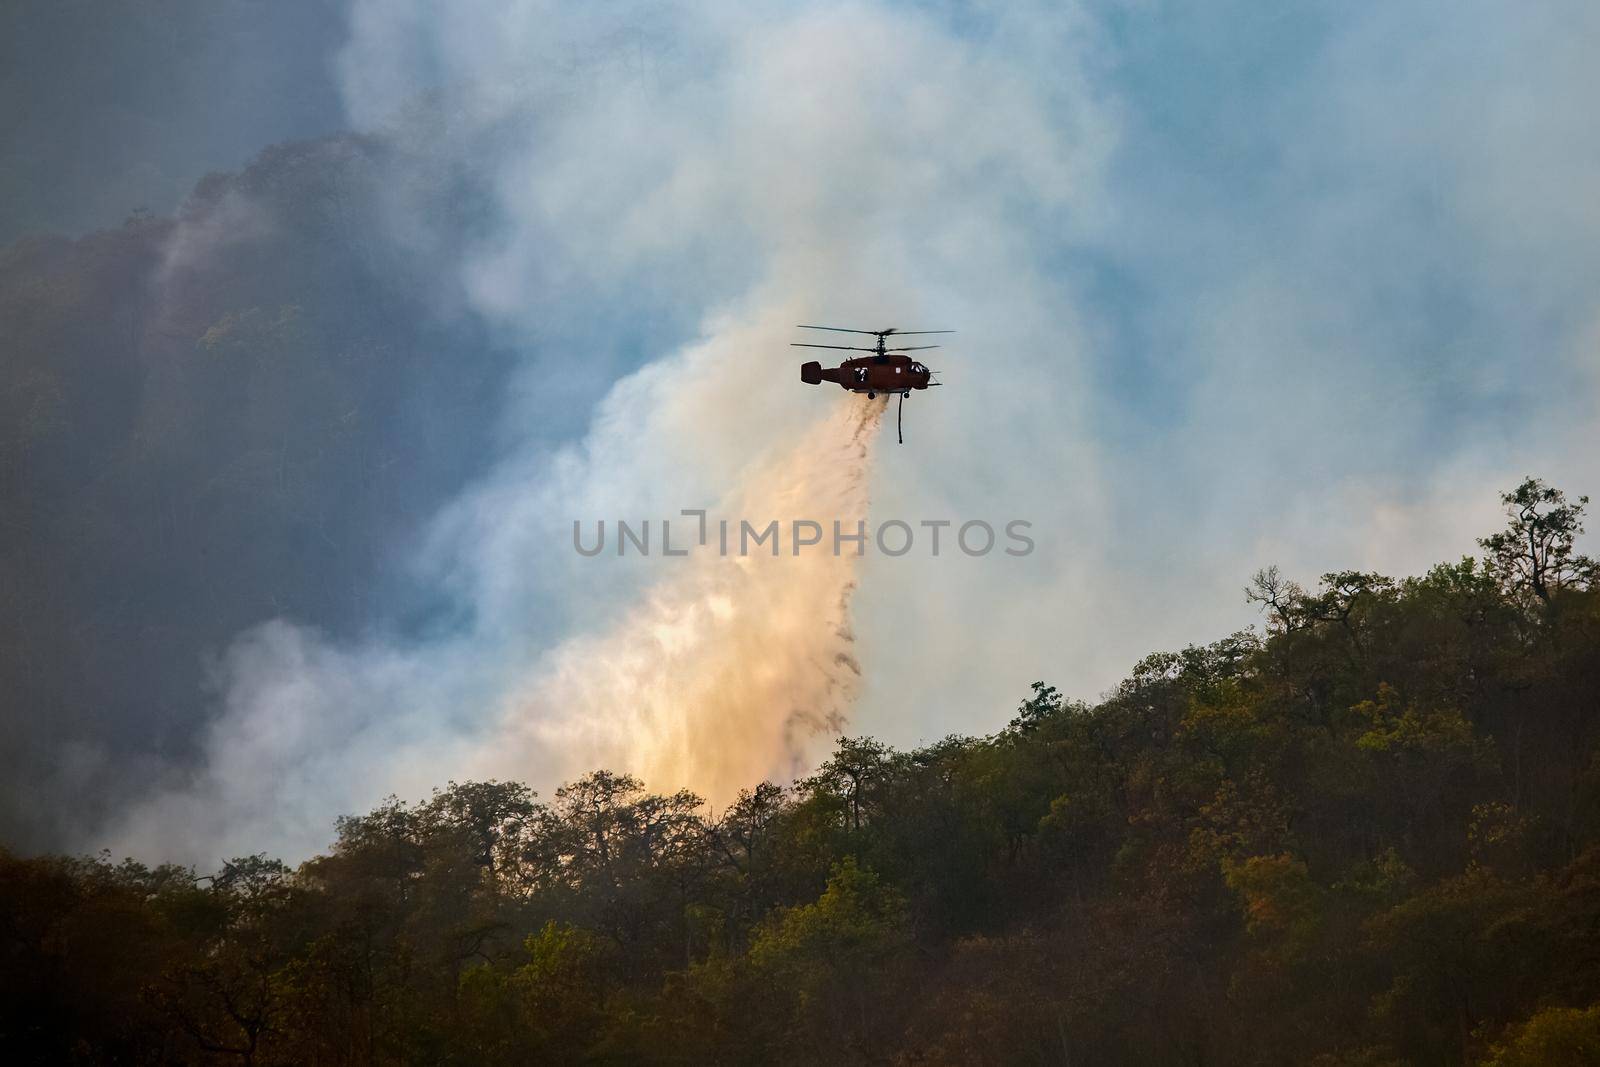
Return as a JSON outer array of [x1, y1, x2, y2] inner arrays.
[[91, 0, 1112, 865], [89, 0, 1600, 866]]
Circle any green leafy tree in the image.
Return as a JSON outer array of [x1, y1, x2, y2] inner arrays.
[[742, 857, 912, 1062], [1484, 1003, 1600, 1066]]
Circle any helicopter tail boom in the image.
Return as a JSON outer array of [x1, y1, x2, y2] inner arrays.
[[800, 361, 848, 385]]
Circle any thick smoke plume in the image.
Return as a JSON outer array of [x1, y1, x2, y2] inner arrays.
[[81, 0, 1600, 868], [87, 0, 1106, 866], [96, 321, 895, 865], [481, 398, 884, 803]]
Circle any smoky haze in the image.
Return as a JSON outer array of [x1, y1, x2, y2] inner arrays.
[[0, 1, 348, 243], [3, 0, 1599, 866]]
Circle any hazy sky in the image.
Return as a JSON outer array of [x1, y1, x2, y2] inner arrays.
[[0, 1, 346, 242], [8, 0, 1599, 865]]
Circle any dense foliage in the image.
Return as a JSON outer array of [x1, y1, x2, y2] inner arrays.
[[4, 478, 1599, 1065]]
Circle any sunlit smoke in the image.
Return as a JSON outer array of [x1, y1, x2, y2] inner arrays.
[[479, 398, 884, 804]]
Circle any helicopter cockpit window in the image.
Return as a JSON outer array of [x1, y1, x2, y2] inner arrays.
[[911, 362, 926, 374]]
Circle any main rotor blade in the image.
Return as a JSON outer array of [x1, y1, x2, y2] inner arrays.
[[891, 330, 954, 335], [795, 325, 884, 336], [791, 342, 878, 351], [885, 345, 940, 351]]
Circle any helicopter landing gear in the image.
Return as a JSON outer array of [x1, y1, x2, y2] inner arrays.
[[867, 391, 876, 400]]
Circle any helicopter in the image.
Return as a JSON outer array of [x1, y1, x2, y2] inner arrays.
[[794, 325, 949, 443]]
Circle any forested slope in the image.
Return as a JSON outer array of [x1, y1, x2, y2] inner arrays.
[[3, 478, 1599, 1066]]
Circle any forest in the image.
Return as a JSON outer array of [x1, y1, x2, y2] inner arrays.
[[3, 477, 1599, 1065]]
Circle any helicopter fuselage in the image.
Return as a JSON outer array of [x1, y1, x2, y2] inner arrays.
[[800, 352, 932, 395]]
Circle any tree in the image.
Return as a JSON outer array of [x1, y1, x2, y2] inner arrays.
[[1479, 477, 1598, 605], [742, 857, 912, 1062], [1484, 1003, 1600, 1066], [803, 736, 891, 833], [1248, 565, 1308, 633], [1010, 681, 1065, 731], [420, 779, 538, 891]]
